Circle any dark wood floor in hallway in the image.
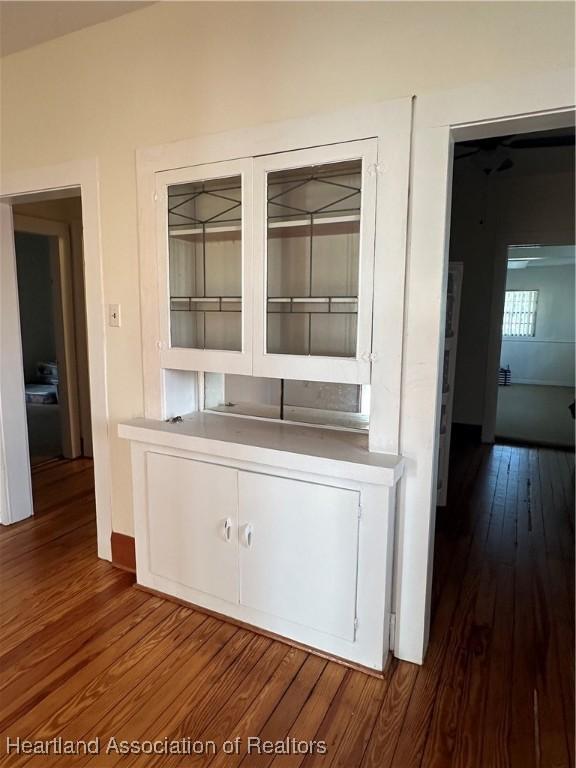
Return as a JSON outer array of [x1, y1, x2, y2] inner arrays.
[[0, 442, 573, 768]]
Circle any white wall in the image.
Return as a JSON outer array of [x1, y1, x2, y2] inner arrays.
[[501, 261, 575, 387], [1, 2, 574, 535], [450, 165, 575, 425]]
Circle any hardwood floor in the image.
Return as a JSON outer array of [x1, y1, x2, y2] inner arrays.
[[0, 445, 573, 767]]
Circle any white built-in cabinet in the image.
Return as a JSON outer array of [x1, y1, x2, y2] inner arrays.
[[120, 414, 402, 671], [237, 472, 360, 641], [147, 450, 361, 642], [252, 140, 377, 384], [124, 101, 412, 672], [156, 139, 377, 385], [147, 454, 239, 603]]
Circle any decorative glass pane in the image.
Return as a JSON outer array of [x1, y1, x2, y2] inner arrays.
[[266, 160, 361, 357], [168, 176, 242, 351], [203, 373, 369, 430]]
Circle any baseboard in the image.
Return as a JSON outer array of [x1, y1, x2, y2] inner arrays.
[[508, 379, 574, 387], [495, 435, 575, 451], [110, 532, 136, 573], [135, 583, 389, 679]]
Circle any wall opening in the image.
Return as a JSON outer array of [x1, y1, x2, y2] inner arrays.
[[12, 194, 95, 504], [496, 244, 575, 447], [437, 125, 575, 503]]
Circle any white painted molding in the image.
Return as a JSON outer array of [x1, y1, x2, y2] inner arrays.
[[0, 203, 33, 525], [0, 404, 10, 523], [0, 159, 112, 560], [397, 67, 575, 664]]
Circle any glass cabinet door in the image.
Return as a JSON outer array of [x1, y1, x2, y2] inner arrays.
[[253, 140, 377, 384], [156, 159, 253, 374], [168, 175, 242, 351]]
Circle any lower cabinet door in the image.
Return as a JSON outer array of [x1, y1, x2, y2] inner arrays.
[[238, 472, 360, 642], [146, 452, 238, 603]]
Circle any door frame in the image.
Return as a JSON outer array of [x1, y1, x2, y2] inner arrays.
[[396, 67, 574, 664], [12, 214, 82, 459], [0, 159, 112, 560]]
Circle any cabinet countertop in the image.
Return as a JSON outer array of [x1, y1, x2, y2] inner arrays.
[[118, 412, 403, 487]]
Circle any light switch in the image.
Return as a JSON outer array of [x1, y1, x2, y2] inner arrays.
[[108, 304, 121, 327]]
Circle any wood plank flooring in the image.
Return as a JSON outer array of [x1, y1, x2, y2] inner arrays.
[[0, 444, 573, 767]]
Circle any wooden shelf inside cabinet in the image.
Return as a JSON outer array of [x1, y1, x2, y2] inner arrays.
[[267, 297, 358, 315], [170, 297, 241, 313], [168, 214, 361, 243]]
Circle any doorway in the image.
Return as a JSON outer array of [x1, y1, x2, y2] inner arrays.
[[12, 197, 93, 470], [0, 161, 110, 557], [12, 200, 95, 472], [11, 196, 94, 500], [496, 244, 575, 448], [425, 118, 575, 763], [15, 230, 64, 465], [438, 125, 575, 503]]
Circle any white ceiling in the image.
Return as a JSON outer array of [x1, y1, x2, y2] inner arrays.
[[0, 1, 152, 56], [508, 245, 576, 269]]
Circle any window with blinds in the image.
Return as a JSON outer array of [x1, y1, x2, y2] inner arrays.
[[502, 289, 538, 337]]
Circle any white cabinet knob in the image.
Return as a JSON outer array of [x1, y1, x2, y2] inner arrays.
[[223, 517, 232, 542]]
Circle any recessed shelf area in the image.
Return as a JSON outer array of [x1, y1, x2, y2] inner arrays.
[[204, 372, 370, 431], [169, 213, 360, 241]]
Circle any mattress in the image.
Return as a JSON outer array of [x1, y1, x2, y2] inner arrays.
[[25, 384, 58, 405]]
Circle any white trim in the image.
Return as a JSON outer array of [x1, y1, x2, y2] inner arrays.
[[0, 403, 10, 523], [0, 159, 112, 560], [0, 203, 33, 525], [369, 99, 413, 454], [398, 68, 574, 664]]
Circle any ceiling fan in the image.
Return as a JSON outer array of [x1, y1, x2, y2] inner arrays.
[[454, 129, 575, 174]]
